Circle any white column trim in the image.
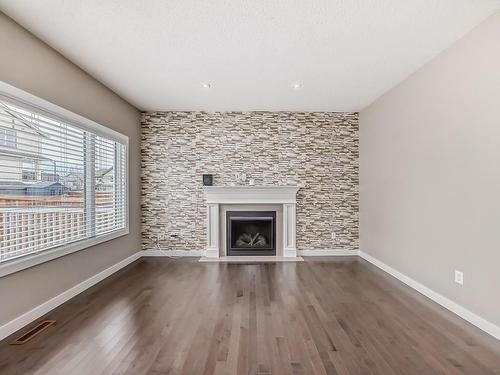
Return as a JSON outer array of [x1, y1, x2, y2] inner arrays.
[[283, 203, 297, 257], [205, 203, 220, 258]]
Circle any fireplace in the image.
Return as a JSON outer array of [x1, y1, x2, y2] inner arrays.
[[203, 186, 299, 258], [226, 211, 276, 256]]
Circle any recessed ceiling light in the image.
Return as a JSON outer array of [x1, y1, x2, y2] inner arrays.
[[292, 82, 302, 90], [202, 83, 211, 89]]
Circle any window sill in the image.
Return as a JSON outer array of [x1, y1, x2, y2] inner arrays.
[[0, 229, 129, 278]]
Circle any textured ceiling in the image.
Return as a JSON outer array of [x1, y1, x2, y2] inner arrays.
[[1, 1, 499, 111]]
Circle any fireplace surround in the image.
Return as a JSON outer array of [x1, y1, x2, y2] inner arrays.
[[202, 186, 300, 258]]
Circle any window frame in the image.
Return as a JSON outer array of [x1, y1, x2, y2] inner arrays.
[[0, 81, 129, 278]]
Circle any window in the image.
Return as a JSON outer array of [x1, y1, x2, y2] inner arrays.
[[0, 84, 128, 276], [21, 162, 36, 181], [0, 128, 16, 148]]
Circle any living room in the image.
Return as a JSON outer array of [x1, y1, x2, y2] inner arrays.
[[0, 1, 499, 374]]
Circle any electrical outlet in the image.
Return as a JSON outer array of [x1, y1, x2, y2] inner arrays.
[[454, 270, 464, 285], [331, 232, 336, 240]]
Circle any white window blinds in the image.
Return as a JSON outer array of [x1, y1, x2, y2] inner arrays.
[[0, 94, 127, 264]]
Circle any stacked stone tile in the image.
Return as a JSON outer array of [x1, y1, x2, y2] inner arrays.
[[141, 112, 359, 252]]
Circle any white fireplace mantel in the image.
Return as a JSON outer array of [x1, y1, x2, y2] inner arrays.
[[203, 186, 300, 258]]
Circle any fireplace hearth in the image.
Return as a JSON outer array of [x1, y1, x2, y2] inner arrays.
[[226, 211, 276, 256]]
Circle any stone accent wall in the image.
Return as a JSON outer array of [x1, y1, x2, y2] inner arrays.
[[141, 112, 358, 252]]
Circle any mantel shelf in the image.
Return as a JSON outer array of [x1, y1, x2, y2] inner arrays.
[[203, 185, 300, 204]]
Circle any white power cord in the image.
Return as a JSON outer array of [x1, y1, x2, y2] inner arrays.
[[150, 233, 191, 259]]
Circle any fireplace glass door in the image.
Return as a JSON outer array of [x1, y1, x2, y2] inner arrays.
[[226, 211, 276, 256]]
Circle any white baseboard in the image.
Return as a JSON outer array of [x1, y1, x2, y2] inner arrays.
[[358, 250, 500, 341], [141, 249, 205, 257], [142, 249, 357, 257], [0, 251, 141, 341], [298, 249, 358, 256]]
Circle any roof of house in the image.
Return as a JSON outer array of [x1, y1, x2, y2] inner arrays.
[[0, 181, 27, 190], [96, 167, 113, 178], [27, 181, 65, 189]]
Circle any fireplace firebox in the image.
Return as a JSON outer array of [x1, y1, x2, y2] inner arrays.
[[226, 211, 276, 256]]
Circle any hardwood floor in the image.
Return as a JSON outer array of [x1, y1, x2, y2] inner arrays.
[[0, 257, 499, 374]]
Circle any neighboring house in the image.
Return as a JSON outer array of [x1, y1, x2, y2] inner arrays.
[[0, 181, 68, 196], [0, 102, 80, 193], [96, 166, 114, 191], [0, 102, 51, 184], [61, 172, 84, 191], [26, 181, 68, 196]]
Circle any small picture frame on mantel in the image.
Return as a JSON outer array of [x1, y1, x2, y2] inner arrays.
[[202, 174, 213, 186]]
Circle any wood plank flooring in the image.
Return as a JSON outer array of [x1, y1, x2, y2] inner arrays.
[[0, 257, 499, 374]]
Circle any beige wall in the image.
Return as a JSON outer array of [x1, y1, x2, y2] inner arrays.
[[360, 11, 500, 327], [0, 13, 141, 326]]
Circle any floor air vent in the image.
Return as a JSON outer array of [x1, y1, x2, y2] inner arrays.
[[10, 320, 56, 345]]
